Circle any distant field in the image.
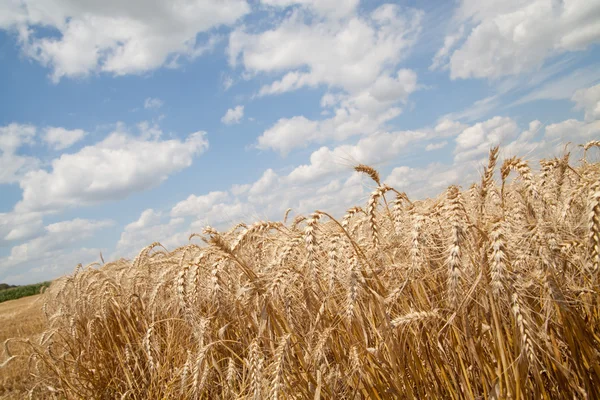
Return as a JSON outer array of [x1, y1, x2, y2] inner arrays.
[[0, 283, 51, 304], [0, 295, 45, 399]]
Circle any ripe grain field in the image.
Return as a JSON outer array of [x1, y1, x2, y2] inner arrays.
[[2, 143, 600, 399], [0, 295, 45, 399]]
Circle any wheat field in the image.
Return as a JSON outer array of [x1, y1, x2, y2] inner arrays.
[[3, 143, 600, 399], [0, 295, 45, 399]]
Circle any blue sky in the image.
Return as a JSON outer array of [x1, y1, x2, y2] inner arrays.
[[1, 0, 599, 284]]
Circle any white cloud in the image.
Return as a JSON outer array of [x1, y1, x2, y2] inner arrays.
[[434, 119, 469, 137], [0, 1, 26, 30], [249, 169, 279, 196], [261, 0, 359, 18], [1, 0, 250, 82], [230, 4, 421, 94], [0, 218, 113, 272], [115, 200, 257, 259], [425, 141, 448, 151], [127, 163, 375, 256], [170, 191, 229, 217], [43, 127, 86, 150], [3, 221, 43, 242], [4, 248, 101, 285], [518, 120, 543, 143], [188, 201, 254, 229], [0, 123, 35, 153], [436, 0, 600, 80], [114, 209, 188, 258], [257, 105, 404, 155], [144, 97, 164, 109], [231, 183, 251, 196], [316, 179, 342, 194], [386, 122, 545, 200], [572, 83, 600, 122], [15, 124, 209, 213], [0, 123, 39, 184], [293, 173, 366, 215], [386, 163, 468, 199], [0, 211, 44, 243], [257, 116, 318, 155], [278, 117, 449, 182], [335, 69, 418, 114], [286, 129, 428, 184], [430, 25, 464, 71], [283, 117, 470, 183], [454, 116, 519, 162], [206, 172, 367, 226], [545, 119, 600, 142], [229, 4, 422, 154], [221, 105, 245, 125], [46, 218, 114, 234]]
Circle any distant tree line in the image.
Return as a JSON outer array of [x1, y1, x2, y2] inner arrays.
[[0, 283, 18, 291], [0, 282, 52, 303]]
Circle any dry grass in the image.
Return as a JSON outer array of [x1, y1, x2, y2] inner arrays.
[[0, 295, 45, 399], [2, 144, 600, 399]]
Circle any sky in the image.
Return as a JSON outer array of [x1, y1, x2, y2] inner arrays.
[[0, 0, 599, 284]]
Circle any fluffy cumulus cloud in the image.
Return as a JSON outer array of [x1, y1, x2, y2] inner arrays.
[[114, 209, 188, 258], [0, 210, 44, 244], [454, 116, 519, 162], [248, 169, 279, 196], [229, 3, 423, 153], [115, 198, 257, 258], [171, 191, 229, 217], [15, 124, 209, 213], [433, 0, 600, 79], [187, 201, 254, 229], [501, 120, 547, 159], [172, 192, 254, 231], [285, 118, 466, 183], [290, 172, 366, 216], [430, 25, 464, 71], [0, 0, 250, 81], [257, 69, 418, 155], [386, 120, 547, 199], [285, 130, 423, 184], [425, 141, 448, 151], [545, 119, 600, 142], [337, 69, 418, 114], [0, 218, 113, 276], [572, 83, 600, 122], [3, 248, 102, 285], [43, 127, 86, 150], [221, 105, 245, 125], [229, 4, 421, 92], [257, 106, 403, 155], [541, 82, 600, 143], [385, 163, 468, 199], [0, 123, 39, 184]]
